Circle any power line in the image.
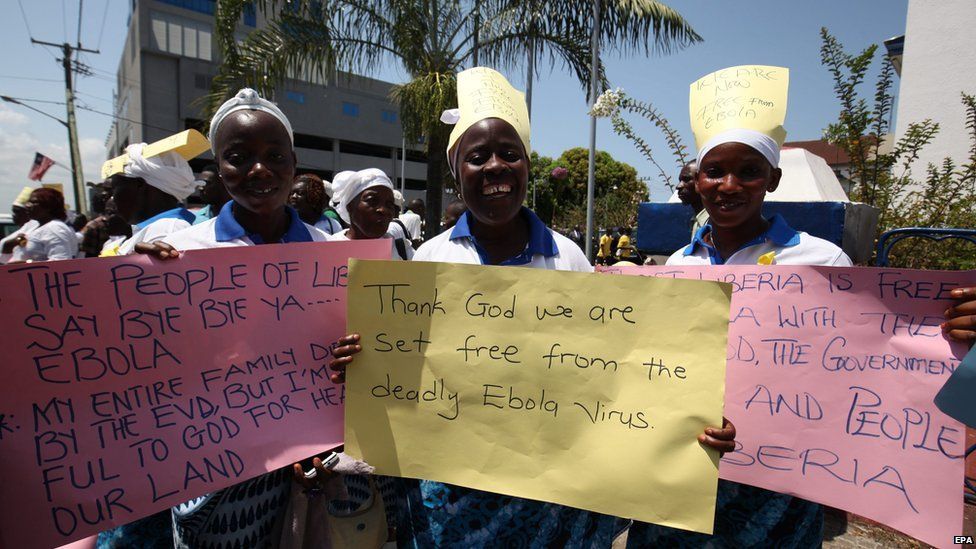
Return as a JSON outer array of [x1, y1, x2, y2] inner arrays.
[[2, 96, 67, 106], [0, 74, 63, 83], [96, 0, 110, 50], [16, 0, 34, 39]]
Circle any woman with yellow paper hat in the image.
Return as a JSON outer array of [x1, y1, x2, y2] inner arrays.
[[100, 133, 209, 256], [328, 67, 736, 547], [628, 66, 850, 548]]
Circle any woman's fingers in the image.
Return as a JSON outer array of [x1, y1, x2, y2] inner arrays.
[[332, 334, 362, 358], [943, 287, 976, 343], [133, 242, 180, 259], [699, 417, 736, 454]]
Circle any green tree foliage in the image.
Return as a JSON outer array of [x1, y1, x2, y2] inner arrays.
[[533, 148, 646, 230], [820, 28, 976, 269], [207, 0, 700, 238]]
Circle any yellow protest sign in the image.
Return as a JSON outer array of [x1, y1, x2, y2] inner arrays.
[[448, 67, 531, 155], [345, 260, 732, 533], [101, 129, 210, 178], [689, 65, 789, 149]]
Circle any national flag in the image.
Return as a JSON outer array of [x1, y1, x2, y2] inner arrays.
[[27, 152, 55, 181]]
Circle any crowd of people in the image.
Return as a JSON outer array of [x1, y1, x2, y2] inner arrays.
[[2, 65, 974, 549]]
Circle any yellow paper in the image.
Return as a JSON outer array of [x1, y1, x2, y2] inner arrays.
[[345, 260, 731, 534], [41, 183, 64, 195], [448, 67, 530, 155], [101, 129, 210, 178], [689, 65, 789, 149], [13, 186, 33, 206]]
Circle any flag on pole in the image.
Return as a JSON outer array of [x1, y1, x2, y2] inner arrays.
[[27, 152, 55, 181]]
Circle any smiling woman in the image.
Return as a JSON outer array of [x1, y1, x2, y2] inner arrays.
[[327, 67, 736, 548]]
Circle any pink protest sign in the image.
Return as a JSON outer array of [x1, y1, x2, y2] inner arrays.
[[0, 239, 388, 549], [604, 265, 969, 549]]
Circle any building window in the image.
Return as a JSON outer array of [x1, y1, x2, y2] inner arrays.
[[285, 90, 306, 104], [150, 10, 213, 61], [381, 110, 397, 124], [342, 101, 360, 117]]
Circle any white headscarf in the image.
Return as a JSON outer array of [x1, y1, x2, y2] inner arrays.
[[393, 189, 404, 209], [208, 88, 294, 152], [331, 168, 394, 224], [696, 128, 781, 168], [123, 143, 196, 201]]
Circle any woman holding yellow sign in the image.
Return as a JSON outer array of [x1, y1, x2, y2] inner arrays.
[[329, 67, 736, 547]]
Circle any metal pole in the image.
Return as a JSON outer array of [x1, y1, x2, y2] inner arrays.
[[62, 43, 88, 214], [401, 136, 406, 192], [584, 0, 600, 262], [526, 37, 535, 120]]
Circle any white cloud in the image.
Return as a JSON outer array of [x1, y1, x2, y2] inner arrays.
[[0, 116, 106, 213], [0, 105, 30, 128]]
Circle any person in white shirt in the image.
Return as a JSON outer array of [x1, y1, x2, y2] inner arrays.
[[398, 197, 424, 247], [634, 125, 850, 548], [8, 187, 78, 262], [328, 168, 412, 260], [666, 133, 852, 267], [122, 87, 329, 548], [1, 187, 39, 263], [108, 142, 199, 255], [327, 66, 735, 548]]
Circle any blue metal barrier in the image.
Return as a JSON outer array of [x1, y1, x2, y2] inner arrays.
[[875, 227, 976, 267]]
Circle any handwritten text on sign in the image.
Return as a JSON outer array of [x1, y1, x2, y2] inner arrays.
[[604, 265, 968, 549], [0, 239, 388, 549], [345, 260, 732, 534]]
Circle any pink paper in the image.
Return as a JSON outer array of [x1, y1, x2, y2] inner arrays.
[[0, 239, 388, 549], [604, 265, 969, 549]]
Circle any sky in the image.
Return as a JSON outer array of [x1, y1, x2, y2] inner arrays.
[[0, 0, 909, 209]]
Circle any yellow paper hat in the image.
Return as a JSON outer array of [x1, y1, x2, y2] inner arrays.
[[12, 186, 33, 207], [689, 65, 789, 165], [445, 67, 531, 162], [101, 129, 210, 179]]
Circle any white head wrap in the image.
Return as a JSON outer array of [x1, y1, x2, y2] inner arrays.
[[123, 143, 196, 201], [696, 128, 781, 168], [331, 168, 395, 224], [208, 88, 294, 153], [393, 189, 404, 209]]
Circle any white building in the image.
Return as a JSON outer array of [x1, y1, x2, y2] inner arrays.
[[892, 0, 976, 177]]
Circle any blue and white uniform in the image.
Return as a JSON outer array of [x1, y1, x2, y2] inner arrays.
[[164, 201, 328, 250], [667, 214, 852, 266], [117, 206, 196, 255], [415, 207, 592, 271]]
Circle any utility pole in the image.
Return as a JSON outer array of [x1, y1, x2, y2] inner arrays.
[[585, 0, 600, 262], [32, 39, 99, 214]]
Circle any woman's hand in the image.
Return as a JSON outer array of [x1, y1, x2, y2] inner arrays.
[[2, 235, 26, 254], [291, 455, 335, 492], [133, 241, 180, 259], [699, 416, 736, 455], [943, 287, 976, 344], [329, 333, 362, 383]]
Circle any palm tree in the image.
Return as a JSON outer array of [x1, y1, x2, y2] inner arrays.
[[208, 1, 700, 239]]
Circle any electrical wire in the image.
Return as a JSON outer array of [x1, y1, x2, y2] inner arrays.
[[16, 0, 35, 39], [96, 0, 110, 50], [0, 74, 63, 83]]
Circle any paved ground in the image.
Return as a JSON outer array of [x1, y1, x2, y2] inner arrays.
[[823, 503, 975, 548]]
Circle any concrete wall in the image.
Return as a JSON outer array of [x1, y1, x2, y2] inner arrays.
[[894, 0, 976, 177]]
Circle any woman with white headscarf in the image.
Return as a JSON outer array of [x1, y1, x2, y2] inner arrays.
[[106, 142, 200, 256], [627, 68, 851, 549], [120, 88, 333, 549], [327, 168, 413, 260]]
